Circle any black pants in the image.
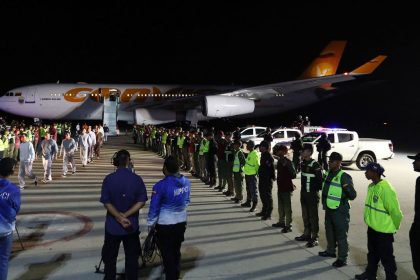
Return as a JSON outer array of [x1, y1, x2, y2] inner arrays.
[[258, 177, 273, 216], [156, 222, 187, 280], [318, 151, 328, 170], [101, 230, 141, 280], [206, 155, 216, 185], [410, 223, 420, 278], [366, 227, 397, 280]]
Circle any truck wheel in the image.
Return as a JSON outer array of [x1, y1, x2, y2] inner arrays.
[[356, 153, 375, 170]]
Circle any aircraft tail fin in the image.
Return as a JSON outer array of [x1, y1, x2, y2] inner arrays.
[[299, 40, 347, 79], [350, 55, 387, 75]]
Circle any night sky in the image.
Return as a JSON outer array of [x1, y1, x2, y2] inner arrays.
[[1, 2, 419, 148]]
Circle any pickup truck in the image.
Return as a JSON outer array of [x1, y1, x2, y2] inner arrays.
[[243, 128, 302, 153], [301, 129, 394, 170]]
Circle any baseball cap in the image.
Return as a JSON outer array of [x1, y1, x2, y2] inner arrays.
[[407, 152, 420, 161], [329, 152, 343, 161], [365, 162, 386, 177]]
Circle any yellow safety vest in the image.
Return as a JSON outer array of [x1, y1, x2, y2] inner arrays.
[[233, 150, 242, 172], [202, 140, 209, 153], [323, 170, 344, 209], [0, 138, 5, 152], [162, 132, 168, 144], [243, 150, 260, 175], [177, 136, 185, 148], [364, 180, 403, 233]]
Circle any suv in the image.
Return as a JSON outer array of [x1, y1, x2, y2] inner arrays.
[[243, 128, 302, 153], [240, 126, 267, 141]]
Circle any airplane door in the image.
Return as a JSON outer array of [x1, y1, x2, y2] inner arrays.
[[25, 87, 36, 103]]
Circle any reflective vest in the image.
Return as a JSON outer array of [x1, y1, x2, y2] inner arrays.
[[233, 150, 242, 172], [364, 180, 403, 233], [301, 159, 317, 192], [0, 138, 4, 152], [177, 136, 185, 148], [243, 150, 259, 175], [199, 139, 206, 155], [202, 140, 209, 153], [323, 170, 344, 209], [162, 132, 168, 144]]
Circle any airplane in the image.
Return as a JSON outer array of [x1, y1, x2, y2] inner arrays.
[[0, 41, 386, 129]]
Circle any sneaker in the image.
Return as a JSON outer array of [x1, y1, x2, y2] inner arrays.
[[306, 239, 319, 248], [272, 222, 285, 228], [281, 226, 292, 233], [62, 173, 67, 177], [261, 216, 271, 220], [233, 198, 241, 204], [42, 179, 47, 183], [318, 251, 337, 258], [255, 212, 265, 217], [19, 186, 25, 189], [72, 171, 76, 175], [295, 235, 311, 242], [332, 259, 347, 268], [34, 179, 38, 187]]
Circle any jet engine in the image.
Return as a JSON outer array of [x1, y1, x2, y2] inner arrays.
[[202, 96, 255, 118]]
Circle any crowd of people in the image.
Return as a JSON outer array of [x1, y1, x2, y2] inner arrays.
[[0, 117, 418, 279], [132, 123, 418, 279], [0, 119, 111, 187]]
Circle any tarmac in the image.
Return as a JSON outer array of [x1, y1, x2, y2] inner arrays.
[[7, 135, 418, 279]]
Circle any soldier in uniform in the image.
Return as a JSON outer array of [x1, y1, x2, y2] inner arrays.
[[241, 140, 260, 212], [272, 145, 296, 232], [290, 134, 303, 173], [256, 141, 275, 220], [295, 144, 323, 248], [223, 132, 235, 196], [319, 152, 357, 267], [231, 140, 245, 203]]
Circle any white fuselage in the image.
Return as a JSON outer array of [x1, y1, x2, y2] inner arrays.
[[0, 83, 322, 124]]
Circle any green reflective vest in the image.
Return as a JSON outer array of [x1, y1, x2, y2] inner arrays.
[[233, 150, 242, 172], [199, 139, 205, 155], [162, 132, 168, 144], [364, 180, 403, 233], [243, 150, 260, 175], [301, 159, 317, 192], [177, 136, 185, 148], [323, 170, 344, 209]]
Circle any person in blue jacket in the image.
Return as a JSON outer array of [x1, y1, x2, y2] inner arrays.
[[147, 156, 191, 280], [100, 150, 148, 280], [0, 157, 20, 280]]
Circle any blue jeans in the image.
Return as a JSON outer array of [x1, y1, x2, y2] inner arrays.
[[0, 233, 13, 280], [245, 175, 258, 203]]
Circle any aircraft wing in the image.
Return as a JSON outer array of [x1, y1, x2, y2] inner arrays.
[[123, 55, 387, 111]]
